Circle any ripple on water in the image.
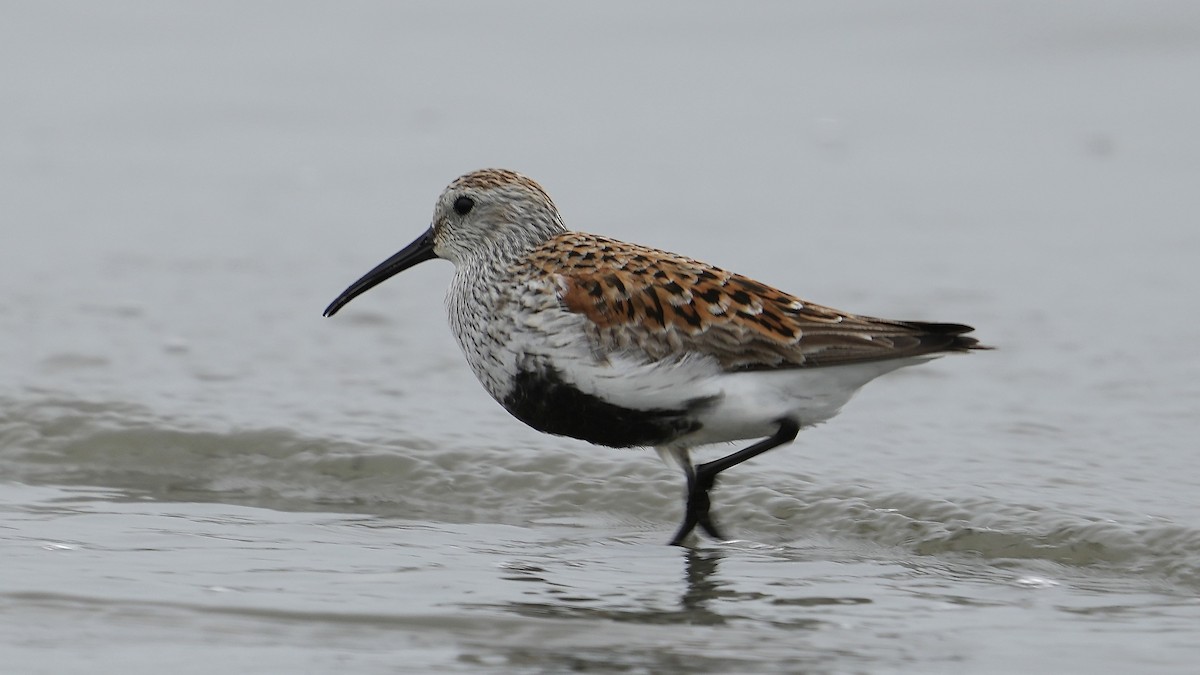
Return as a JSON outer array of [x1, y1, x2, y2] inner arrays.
[[3, 395, 1200, 594]]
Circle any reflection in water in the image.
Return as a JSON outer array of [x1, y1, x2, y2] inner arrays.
[[480, 544, 851, 630], [478, 547, 746, 626], [470, 544, 862, 671], [679, 547, 727, 625]]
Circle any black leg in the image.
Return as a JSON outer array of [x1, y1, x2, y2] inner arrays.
[[670, 465, 723, 546], [668, 419, 800, 546]]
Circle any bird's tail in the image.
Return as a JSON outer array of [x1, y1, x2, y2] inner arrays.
[[904, 322, 992, 353]]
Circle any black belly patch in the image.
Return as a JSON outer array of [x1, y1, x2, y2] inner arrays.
[[501, 362, 704, 448]]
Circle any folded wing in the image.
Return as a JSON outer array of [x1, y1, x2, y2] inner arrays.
[[525, 232, 984, 371]]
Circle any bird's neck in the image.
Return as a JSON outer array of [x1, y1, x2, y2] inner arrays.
[[443, 254, 520, 399]]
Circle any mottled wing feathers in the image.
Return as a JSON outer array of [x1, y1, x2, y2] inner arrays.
[[524, 232, 982, 371]]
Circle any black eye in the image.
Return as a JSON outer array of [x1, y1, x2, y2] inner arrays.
[[453, 196, 475, 215]]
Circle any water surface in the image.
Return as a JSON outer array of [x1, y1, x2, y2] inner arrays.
[[3, 2, 1200, 673]]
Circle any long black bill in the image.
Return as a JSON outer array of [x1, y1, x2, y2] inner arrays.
[[323, 227, 437, 317]]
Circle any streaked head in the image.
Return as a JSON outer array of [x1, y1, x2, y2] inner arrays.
[[432, 169, 565, 264], [323, 169, 566, 317]]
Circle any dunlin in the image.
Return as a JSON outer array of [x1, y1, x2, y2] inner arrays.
[[324, 169, 987, 545]]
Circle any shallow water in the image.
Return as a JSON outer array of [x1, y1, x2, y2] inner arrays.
[[4, 1, 1200, 673]]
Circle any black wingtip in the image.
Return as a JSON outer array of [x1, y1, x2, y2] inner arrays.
[[907, 322, 993, 352]]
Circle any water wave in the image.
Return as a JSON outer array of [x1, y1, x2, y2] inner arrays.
[[3, 396, 1197, 589]]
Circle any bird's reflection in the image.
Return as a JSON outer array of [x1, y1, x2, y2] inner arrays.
[[484, 540, 798, 627], [678, 546, 727, 623]]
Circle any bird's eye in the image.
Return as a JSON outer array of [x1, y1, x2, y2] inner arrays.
[[453, 196, 475, 216]]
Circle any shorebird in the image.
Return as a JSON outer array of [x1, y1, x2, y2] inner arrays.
[[324, 169, 986, 545]]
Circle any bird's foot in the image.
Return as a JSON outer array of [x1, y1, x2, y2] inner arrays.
[[669, 468, 725, 545]]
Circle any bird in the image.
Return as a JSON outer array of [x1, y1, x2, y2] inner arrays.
[[323, 168, 987, 545]]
